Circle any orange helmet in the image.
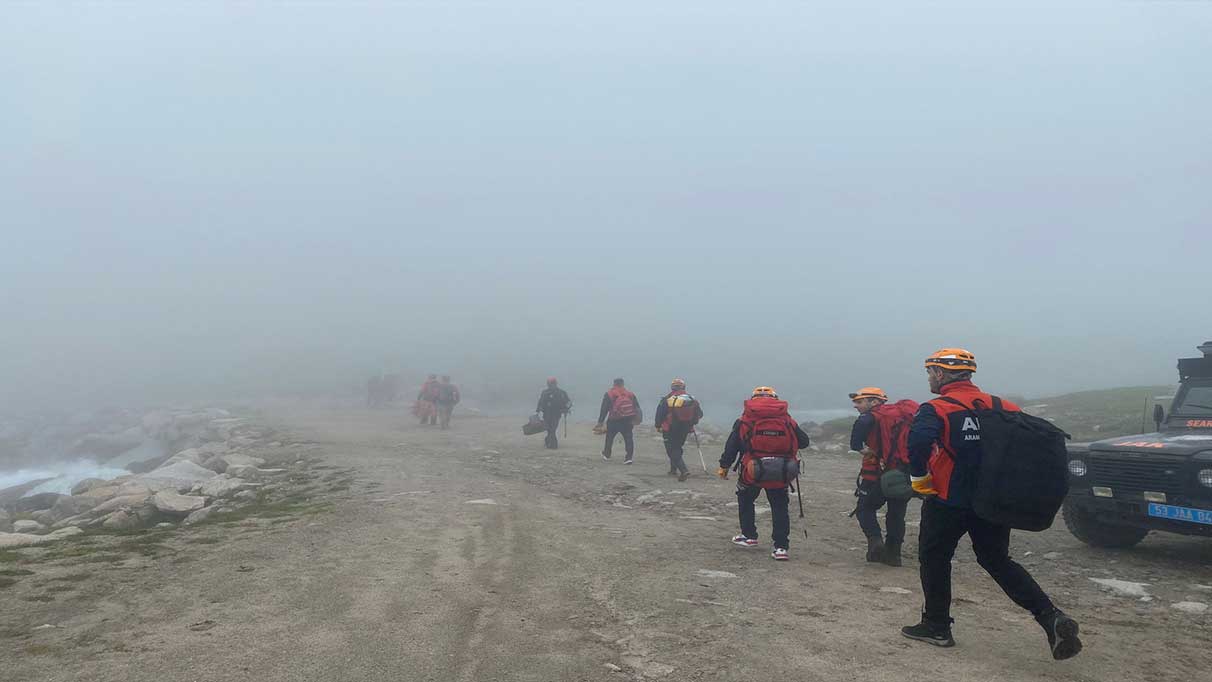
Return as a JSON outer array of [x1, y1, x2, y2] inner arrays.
[[751, 386, 778, 399], [849, 387, 888, 402], [670, 378, 686, 389], [924, 348, 977, 372]]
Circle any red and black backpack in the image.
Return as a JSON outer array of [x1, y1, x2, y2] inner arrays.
[[738, 399, 800, 488]]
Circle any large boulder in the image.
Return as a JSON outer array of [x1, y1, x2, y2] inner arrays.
[[183, 506, 217, 525], [0, 526, 83, 548], [90, 493, 154, 516], [162, 448, 205, 467], [12, 519, 45, 534], [219, 453, 266, 469], [152, 490, 206, 515], [47, 495, 99, 523], [136, 460, 217, 493], [12, 492, 64, 514], [100, 509, 142, 531], [195, 474, 255, 498]]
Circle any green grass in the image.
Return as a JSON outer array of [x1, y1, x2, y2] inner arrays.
[[48, 572, 92, 583], [814, 385, 1177, 444], [0, 569, 34, 576], [1021, 385, 1175, 442], [0, 551, 22, 564]]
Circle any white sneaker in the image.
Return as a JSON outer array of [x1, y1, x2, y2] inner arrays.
[[731, 535, 758, 548], [771, 547, 789, 561]]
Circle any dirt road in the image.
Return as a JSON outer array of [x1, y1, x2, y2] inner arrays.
[[4, 406, 1211, 681]]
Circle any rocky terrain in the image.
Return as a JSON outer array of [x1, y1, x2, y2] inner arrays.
[[1, 406, 1208, 682]]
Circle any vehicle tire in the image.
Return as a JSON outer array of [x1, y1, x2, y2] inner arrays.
[[1061, 498, 1148, 548]]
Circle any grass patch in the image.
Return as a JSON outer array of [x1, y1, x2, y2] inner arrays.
[[0, 577, 16, 588], [24, 644, 61, 656], [43, 584, 75, 593], [0, 569, 35, 576], [0, 551, 23, 564], [24, 594, 54, 603]]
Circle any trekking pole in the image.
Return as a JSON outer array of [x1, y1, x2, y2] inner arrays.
[[564, 410, 568, 439], [796, 475, 807, 540], [692, 429, 708, 473]]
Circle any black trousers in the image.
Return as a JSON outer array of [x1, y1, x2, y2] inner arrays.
[[856, 480, 908, 544], [919, 498, 1055, 627], [662, 427, 690, 474], [604, 418, 634, 459], [542, 411, 562, 448], [737, 484, 791, 549]]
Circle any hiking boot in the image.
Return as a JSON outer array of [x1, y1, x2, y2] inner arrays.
[[882, 541, 903, 567], [731, 535, 758, 548], [1037, 609, 1082, 660], [866, 536, 885, 562], [677, 471, 690, 482], [771, 547, 789, 561], [901, 618, 955, 648]]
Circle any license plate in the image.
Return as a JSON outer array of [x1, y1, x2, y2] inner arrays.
[[1147, 503, 1212, 525]]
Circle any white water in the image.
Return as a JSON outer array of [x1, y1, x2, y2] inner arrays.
[[0, 460, 129, 497]]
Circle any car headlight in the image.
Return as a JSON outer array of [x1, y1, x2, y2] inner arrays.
[[1068, 459, 1087, 477], [1199, 469, 1212, 488]]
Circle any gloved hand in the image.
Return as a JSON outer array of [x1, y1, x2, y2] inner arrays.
[[716, 466, 729, 479], [911, 474, 938, 496]]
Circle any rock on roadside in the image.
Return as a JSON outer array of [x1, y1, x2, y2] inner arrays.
[[152, 490, 207, 515], [0, 527, 84, 549]]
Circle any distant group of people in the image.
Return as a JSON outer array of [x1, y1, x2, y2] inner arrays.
[[528, 347, 1081, 661], [413, 374, 461, 429], [365, 373, 401, 408]]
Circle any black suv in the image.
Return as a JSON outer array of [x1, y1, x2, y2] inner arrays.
[[1063, 342, 1212, 547]]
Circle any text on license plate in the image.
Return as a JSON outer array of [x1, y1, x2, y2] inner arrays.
[[1147, 503, 1212, 525]]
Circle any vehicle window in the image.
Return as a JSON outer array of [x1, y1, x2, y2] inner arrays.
[[1174, 385, 1212, 416]]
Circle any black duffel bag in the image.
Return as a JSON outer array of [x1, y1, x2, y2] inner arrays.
[[939, 396, 1070, 531]]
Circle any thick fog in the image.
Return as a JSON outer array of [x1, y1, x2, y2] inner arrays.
[[2, 2, 1209, 418]]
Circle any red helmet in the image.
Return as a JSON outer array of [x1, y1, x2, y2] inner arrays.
[[547, 377, 558, 386]]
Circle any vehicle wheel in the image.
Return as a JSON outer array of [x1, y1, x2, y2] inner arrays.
[[1061, 498, 1148, 548]]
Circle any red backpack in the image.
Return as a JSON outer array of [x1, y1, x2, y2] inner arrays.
[[738, 399, 800, 488], [868, 399, 919, 469], [608, 387, 637, 419]]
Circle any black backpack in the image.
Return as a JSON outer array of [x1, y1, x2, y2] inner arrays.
[[939, 396, 1070, 532]]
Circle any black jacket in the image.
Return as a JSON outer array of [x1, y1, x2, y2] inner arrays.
[[537, 387, 571, 415], [849, 412, 875, 452]]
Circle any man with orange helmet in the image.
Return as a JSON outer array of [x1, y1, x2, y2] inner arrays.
[[849, 386, 916, 566], [654, 378, 703, 481], [901, 349, 1082, 660], [717, 386, 811, 561]]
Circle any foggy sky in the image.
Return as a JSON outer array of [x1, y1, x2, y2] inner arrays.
[[2, 2, 1209, 415]]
